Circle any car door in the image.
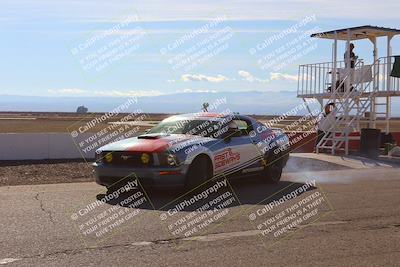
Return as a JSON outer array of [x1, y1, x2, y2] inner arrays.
[[213, 117, 263, 176]]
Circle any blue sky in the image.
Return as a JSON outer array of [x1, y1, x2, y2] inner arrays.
[[1, 0, 400, 99]]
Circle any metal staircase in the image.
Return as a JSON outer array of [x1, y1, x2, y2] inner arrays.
[[297, 26, 400, 156], [316, 63, 376, 154], [298, 54, 400, 155]]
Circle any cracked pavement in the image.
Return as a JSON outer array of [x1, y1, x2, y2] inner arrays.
[[33, 192, 55, 225], [0, 157, 399, 266]]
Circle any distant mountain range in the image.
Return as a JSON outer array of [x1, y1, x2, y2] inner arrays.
[[1, 91, 399, 116]]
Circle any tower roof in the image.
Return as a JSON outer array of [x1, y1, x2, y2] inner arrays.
[[311, 25, 400, 40]]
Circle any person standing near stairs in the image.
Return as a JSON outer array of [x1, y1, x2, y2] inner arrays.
[[315, 103, 337, 152]]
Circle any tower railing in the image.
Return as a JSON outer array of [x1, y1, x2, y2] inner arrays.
[[297, 57, 400, 97], [297, 61, 345, 96], [376, 56, 400, 93]]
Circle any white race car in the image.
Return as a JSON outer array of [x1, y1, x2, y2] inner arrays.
[[93, 113, 290, 190]]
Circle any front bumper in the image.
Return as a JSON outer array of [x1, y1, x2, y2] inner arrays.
[[92, 162, 189, 189]]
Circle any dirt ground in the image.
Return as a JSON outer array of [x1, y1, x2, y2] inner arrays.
[[0, 160, 94, 186], [0, 112, 168, 133], [1, 112, 399, 133]]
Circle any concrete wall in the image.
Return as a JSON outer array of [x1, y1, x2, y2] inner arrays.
[[0, 133, 95, 160]]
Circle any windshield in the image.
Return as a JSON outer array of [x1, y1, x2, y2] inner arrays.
[[147, 119, 226, 138]]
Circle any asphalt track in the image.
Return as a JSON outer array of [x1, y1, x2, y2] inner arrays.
[[1, 154, 399, 266]]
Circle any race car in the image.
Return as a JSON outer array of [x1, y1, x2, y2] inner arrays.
[[93, 112, 290, 190]]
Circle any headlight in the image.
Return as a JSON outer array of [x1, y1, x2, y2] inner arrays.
[[158, 153, 179, 166], [141, 153, 150, 164], [104, 152, 113, 163], [167, 154, 178, 166]]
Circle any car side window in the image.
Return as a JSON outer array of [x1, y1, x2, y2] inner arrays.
[[232, 119, 253, 136]]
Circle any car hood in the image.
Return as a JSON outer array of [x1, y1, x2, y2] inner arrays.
[[97, 133, 213, 153]]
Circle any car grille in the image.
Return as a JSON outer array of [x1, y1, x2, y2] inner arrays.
[[101, 152, 153, 167]]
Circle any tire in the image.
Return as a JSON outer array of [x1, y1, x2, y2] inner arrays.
[[261, 152, 283, 184], [185, 155, 212, 191]]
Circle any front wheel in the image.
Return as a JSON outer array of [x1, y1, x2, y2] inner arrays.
[[185, 156, 212, 191], [261, 152, 283, 184]]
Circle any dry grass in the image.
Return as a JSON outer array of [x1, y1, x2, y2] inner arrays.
[[0, 112, 400, 133], [0, 112, 171, 133]]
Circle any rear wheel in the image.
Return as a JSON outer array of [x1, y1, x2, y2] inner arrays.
[[261, 152, 283, 184], [185, 156, 212, 191]]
